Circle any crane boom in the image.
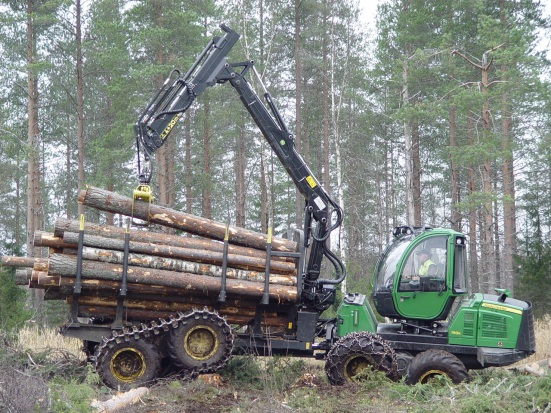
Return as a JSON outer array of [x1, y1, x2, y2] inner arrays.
[[134, 24, 345, 309]]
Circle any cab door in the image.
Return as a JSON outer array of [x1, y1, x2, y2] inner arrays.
[[394, 235, 451, 320]]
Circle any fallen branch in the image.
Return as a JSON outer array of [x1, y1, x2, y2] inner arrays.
[[91, 387, 149, 412]]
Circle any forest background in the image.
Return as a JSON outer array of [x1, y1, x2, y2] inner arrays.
[[0, 0, 551, 330]]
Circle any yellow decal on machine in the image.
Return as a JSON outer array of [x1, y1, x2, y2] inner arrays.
[[481, 302, 522, 315], [305, 175, 317, 188], [450, 330, 461, 335], [160, 113, 182, 140]]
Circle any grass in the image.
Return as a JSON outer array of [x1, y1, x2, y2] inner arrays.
[[17, 323, 84, 361], [526, 314, 551, 362], [6, 315, 550, 412]]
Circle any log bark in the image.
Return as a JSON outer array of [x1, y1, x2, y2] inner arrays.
[[33, 231, 73, 249], [54, 218, 295, 263], [15, 269, 32, 285], [91, 387, 149, 413], [44, 289, 67, 300], [67, 295, 270, 318], [61, 232, 297, 276], [78, 186, 297, 252], [29, 271, 59, 288], [77, 305, 288, 327], [68, 246, 296, 285], [55, 277, 268, 310], [1, 255, 47, 268], [47, 254, 297, 304]]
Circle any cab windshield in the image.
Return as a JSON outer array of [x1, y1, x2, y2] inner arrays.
[[373, 236, 413, 291]]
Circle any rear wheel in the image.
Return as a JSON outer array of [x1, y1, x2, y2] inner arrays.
[[406, 349, 468, 385], [325, 332, 398, 385], [95, 337, 161, 390], [167, 308, 233, 373]]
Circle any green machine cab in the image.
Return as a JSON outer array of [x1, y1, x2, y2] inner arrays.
[[335, 226, 535, 380]]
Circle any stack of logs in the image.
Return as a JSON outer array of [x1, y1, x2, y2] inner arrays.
[[1, 186, 300, 328]]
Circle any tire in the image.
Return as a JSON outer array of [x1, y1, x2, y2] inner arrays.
[[167, 309, 233, 373], [95, 336, 161, 390], [395, 351, 414, 378], [406, 349, 468, 385], [325, 332, 398, 385], [82, 340, 98, 361]]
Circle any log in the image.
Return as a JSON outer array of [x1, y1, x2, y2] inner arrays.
[[1, 256, 47, 268], [54, 218, 295, 263], [44, 289, 67, 300], [47, 253, 297, 304], [77, 305, 288, 327], [78, 186, 297, 252], [29, 271, 59, 288], [56, 277, 270, 310], [62, 232, 297, 276], [33, 231, 73, 249], [67, 295, 268, 317], [66, 246, 296, 285], [91, 387, 149, 413], [33, 260, 49, 272], [15, 269, 32, 285]]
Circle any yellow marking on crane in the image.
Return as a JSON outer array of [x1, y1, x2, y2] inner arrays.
[[305, 175, 317, 188]]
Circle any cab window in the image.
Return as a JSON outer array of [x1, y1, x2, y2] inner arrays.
[[398, 236, 447, 292]]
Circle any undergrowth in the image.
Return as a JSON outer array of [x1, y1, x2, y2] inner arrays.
[[0, 317, 549, 412]]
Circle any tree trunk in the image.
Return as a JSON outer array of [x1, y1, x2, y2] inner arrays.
[[1, 255, 47, 268], [412, 120, 422, 225], [60, 232, 297, 276], [26, 0, 43, 316], [402, 57, 415, 224], [76, 0, 85, 217], [235, 113, 246, 227], [78, 186, 297, 252], [202, 96, 212, 219], [260, 147, 268, 234], [449, 104, 461, 231], [53, 219, 295, 262], [480, 55, 496, 292], [294, 0, 303, 230], [501, 91, 516, 292], [467, 115, 479, 292], [184, 111, 193, 214], [46, 253, 297, 303]]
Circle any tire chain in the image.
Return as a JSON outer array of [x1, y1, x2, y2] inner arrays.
[[166, 309, 234, 373], [90, 307, 233, 382], [325, 331, 398, 384]]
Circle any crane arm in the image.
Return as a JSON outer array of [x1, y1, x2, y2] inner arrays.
[[134, 24, 345, 309]]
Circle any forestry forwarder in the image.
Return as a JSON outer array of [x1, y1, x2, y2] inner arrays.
[[62, 24, 535, 389]]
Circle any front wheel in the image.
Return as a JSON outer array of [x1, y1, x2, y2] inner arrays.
[[325, 332, 398, 385], [406, 349, 468, 385]]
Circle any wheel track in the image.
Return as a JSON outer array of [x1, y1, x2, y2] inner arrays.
[[91, 307, 233, 383]]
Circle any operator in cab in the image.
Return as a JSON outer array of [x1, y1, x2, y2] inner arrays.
[[417, 250, 437, 276]]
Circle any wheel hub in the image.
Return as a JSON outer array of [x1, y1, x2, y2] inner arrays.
[[184, 325, 219, 360], [343, 355, 372, 380], [418, 369, 446, 383], [110, 347, 146, 382]]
